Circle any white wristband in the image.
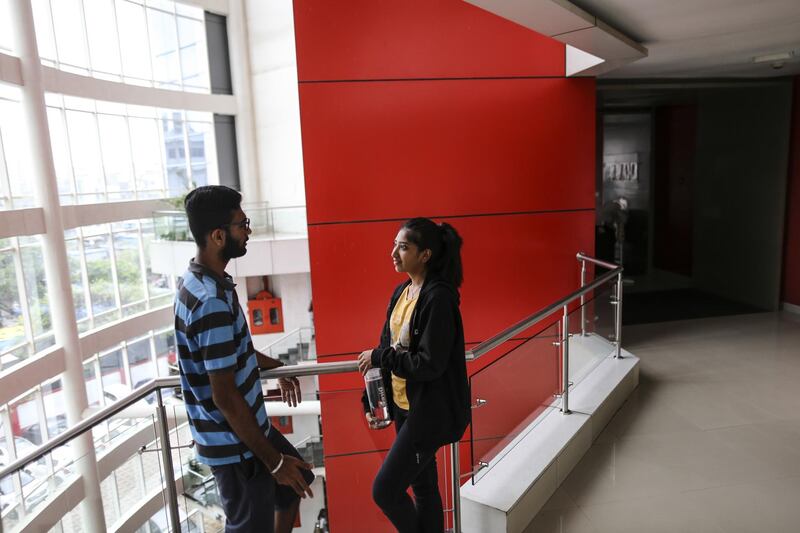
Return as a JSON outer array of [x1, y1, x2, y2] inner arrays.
[[270, 453, 285, 475]]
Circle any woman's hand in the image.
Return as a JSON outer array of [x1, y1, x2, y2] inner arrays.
[[357, 350, 373, 375]]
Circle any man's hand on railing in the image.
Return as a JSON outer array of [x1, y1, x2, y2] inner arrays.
[[278, 376, 302, 407], [272, 455, 315, 498]]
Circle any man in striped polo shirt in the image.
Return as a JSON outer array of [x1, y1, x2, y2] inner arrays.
[[175, 186, 313, 533]]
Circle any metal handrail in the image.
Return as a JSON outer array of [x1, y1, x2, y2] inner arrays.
[[2, 252, 617, 475], [151, 203, 305, 216], [0, 361, 357, 480], [576, 252, 619, 271], [1, 253, 620, 533], [466, 261, 622, 361]]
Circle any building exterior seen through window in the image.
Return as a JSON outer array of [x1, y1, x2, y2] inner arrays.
[[31, 0, 209, 92]]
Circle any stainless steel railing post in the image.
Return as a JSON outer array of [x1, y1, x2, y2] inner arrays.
[[615, 272, 623, 358], [580, 257, 587, 336], [562, 305, 571, 414], [155, 389, 182, 532], [450, 442, 462, 533]]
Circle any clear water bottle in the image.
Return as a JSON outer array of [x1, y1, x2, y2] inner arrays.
[[364, 368, 392, 429]]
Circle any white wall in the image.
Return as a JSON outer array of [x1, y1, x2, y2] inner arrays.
[[244, 0, 306, 208]]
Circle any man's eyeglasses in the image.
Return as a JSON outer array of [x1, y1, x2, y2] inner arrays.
[[220, 218, 250, 231]]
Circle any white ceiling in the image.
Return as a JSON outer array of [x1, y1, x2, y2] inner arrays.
[[570, 0, 800, 78]]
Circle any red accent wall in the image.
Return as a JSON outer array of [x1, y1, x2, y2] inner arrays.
[[783, 77, 800, 306], [293, 1, 595, 530]]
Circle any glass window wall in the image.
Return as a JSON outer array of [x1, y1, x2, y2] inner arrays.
[[66, 219, 176, 333], [1, 0, 234, 530], [0, 236, 54, 371], [0, 85, 34, 210], [46, 94, 218, 205], [32, 0, 210, 92], [0, 0, 14, 53]]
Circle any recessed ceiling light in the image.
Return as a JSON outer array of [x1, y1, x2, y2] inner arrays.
[[753, 51, 794, 64]]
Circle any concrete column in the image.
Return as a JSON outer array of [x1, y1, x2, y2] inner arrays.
[[226, 0, 262, 201], [8, 1, 106, 531]]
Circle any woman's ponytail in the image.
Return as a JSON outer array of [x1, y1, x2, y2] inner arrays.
[[437, 222, 463, 288], [400, 217, 464, 288]]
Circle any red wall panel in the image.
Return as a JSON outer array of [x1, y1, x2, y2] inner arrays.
[[319, 388, 396, 456], [293, 0, 564, 82], [324, 452, 394, 533], [324, 443, 472, 533], [783, 77, 800, 306], [293, 1, 595, 529], [300, 78, 595, 224], [309, 212, 594, 357]]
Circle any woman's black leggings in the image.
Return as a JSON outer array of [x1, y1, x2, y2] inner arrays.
[[372, 408, 444, 533]]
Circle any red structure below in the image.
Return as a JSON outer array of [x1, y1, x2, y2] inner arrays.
[[783, 76, 800, 307]]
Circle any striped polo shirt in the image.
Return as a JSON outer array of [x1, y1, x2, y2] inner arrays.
[[174, 260, 270, 465]]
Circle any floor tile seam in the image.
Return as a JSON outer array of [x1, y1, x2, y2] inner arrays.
[[558, 485, 631, 520], [691, 414, 789, 433], [567, 487, 701, 514], [675, 472, 800, 497], [701, 418, 799, 434], [562, 499, 599, 530], [598, 429, 717, 448], [622, 340, 751, 352]]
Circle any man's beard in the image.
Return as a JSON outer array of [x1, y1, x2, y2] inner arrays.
[[220, 230, 247, 260]]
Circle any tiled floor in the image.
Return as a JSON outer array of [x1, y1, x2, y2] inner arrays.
[[525, 311, 800, 533]]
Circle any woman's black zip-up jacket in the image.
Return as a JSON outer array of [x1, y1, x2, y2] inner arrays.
[[361, 276, 471, 452]]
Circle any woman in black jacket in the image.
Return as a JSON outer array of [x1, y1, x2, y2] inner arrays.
[[357, 217, 470, 533]]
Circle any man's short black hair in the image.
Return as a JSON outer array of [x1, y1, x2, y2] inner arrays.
[[184, 186, 242, 248]]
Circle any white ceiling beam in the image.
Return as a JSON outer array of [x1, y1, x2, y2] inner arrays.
[[0, 345, 65, 406], [175, 0, 229, 16], [0, 207, 46, 238], [0, 51, 23, 86], [566, 45, 604, 77], [465, 0, 647, 77], [41, 65, 237, 114], [79, 305, 173, 360], [60, 199, 173, 230]]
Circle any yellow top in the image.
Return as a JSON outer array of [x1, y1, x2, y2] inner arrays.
[[389, 285, 418, 410]]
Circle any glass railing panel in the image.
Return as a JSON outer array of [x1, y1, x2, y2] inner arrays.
[[469, 319, 561, 483], [152, 204, 308, 243], [260, 327, 315, 365], [135, 506, 210, 532], [566, 279, 618, 388], [1, 406, 164, 533], [163, 402, 225, 533], [99, 412, 161, 529], [157, 388, 322, 532], [316, 386, 397, 532], [1, 440, 88, 532], [270, 207, 307, 239], [153, 210, 192, 242], [247, 206, 273, 239], [89, 396, 160, 457], [297, 327, 316, 362]]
